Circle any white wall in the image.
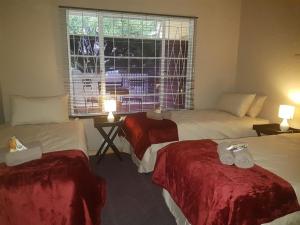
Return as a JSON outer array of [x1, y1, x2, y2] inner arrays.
[[0, 0, 242, 150], [236, 0, 300, 127], [0, 5, 5, 123]]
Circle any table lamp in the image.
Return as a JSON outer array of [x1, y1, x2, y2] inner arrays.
[[104, 99, 116, 122], [278, 105, 295, 131]]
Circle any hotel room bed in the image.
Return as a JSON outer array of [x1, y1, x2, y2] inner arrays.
[[121, 110, 269, 173], [153, 133, 300, 225], [0, 120, 87, 154], [0, 120, 106, 225]]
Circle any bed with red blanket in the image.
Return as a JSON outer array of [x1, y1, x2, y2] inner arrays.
[[120, 110, 268, 173], [121, 112, 179, 160], [0, 121, 106, 225], [152, 138, 300, 225]]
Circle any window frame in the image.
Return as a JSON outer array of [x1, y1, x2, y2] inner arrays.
[[65, 9, 196, 116]]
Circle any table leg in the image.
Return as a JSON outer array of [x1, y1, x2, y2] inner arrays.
[[255, 130, 261, 136], [96, 126, 116, 156], [96, 125, 122, 163], [106, 126, 122, 160]]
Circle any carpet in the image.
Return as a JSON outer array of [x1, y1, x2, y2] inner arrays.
[[90, 153, 177, 225]]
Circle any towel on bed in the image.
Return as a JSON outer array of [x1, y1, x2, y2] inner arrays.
[[217, 142, 234, 165], [146, 110, 163, 120], [146, 110, 172, 120], [5, 142, 42, 166], [0, 148, 7, 163], [217, 142, 254, 168], [233, 147, 254, 169]]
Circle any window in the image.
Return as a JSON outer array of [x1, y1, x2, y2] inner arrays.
[[66, 9, 195, 115]]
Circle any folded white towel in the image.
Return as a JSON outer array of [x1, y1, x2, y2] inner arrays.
[[233, 148, 254, 169], [0, 148, 9, 163], [217, 142, 234, 165], [5, 142, 43, 166], [146, 110, 163, 120]]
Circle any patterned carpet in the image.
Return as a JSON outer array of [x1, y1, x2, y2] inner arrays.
[[90, 153, 176, 225]]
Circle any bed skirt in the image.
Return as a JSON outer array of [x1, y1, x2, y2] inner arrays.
[[119, 136, 172, 173]]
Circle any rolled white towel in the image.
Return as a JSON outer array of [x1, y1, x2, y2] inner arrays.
[[233, 148, 254, 169], [5, 142, 43, 166], [146, 110, 163, 120], [217, 142, 234, 165]]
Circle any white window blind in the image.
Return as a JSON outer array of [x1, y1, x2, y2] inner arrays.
[[65, 9, 195, 116]]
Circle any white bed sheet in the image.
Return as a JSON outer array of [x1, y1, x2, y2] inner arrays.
[[121, 109, 269, 173], [162, 133, 300, 225], [170, 110, 268, 140], [0, 120, 88, 156]]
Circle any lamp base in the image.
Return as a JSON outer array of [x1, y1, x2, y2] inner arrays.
[[107, 112, 115, 122], [280, 118, 289, 132]]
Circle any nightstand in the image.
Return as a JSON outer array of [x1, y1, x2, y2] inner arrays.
[[94, 115, 123, 162], [252, 123, 300, 136]]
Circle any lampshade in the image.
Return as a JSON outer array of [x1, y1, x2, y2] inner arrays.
[[104, 99, 116, 112], [289, 91, 300, 104], [278, 105, 295, 119]]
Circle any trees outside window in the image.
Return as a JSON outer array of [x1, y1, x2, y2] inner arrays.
[[66, 10, 195, 115]]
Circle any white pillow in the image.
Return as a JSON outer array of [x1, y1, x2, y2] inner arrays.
[[216, 93, 256, 117], [10, 95, 69, 126], [246, 95, 267, 118]]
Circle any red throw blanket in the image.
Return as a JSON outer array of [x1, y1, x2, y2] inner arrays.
[[152, 140, 300, 225], [0, 150, 106, 225], [121, 112, 178, 159]]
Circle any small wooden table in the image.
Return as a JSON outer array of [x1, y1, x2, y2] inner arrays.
[[252, 123, 300, 136], [94, 115, 123, 162]]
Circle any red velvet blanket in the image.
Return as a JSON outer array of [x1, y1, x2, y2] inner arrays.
[[0, 150, 106, 225], [122, 112, 178, 160], [152, 140, 300, 225]]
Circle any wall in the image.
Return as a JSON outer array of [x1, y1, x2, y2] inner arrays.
[[0, 6, 4, 123], [0, 0, 241, 150], [236, 0, 300, 127]]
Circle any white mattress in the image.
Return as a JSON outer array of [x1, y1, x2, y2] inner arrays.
[[122, 109, 269, 173], [0, 120, 88, 156], [171, 110, 268, 140], [162, 133, 300, 225]]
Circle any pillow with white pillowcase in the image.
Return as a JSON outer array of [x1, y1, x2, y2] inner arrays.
[[246, 95, 267, 118], [10, 95, 69, 126], [216, 93, 256, 117]]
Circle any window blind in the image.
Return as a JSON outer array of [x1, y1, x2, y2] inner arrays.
[[65, 9, 196, 116]]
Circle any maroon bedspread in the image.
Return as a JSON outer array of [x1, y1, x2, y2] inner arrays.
[[0, 150, 106, 225], [152, 140, 300, 225], [122, 112, 178, 159]]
